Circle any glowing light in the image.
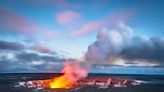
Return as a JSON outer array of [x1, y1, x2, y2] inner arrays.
[[49, 61, 87, 89]]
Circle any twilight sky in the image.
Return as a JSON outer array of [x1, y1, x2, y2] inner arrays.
[[0, 0, 164, 74]]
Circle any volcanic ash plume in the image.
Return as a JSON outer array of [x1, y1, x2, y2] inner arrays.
[[48, 22, 138, 88], [49, 22, 164, 88], [85, 22, 133, 64], [85, 22, 164, 65], [50, 60, 87, 88]]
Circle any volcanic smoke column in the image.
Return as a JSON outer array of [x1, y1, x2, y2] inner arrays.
[[49, 60, 87, 88], [49, 22, 164, 88], [85, 22, 133, 64], [49, 22, 134, 88], [85, 22, 164, 66]]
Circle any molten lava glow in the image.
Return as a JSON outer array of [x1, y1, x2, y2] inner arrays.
[[49, 75, 73, 88], [49, 61, 87, 89]]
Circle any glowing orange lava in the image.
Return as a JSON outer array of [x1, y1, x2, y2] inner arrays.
[[49, 75, 74, 88], [49, 61, 87, 89]]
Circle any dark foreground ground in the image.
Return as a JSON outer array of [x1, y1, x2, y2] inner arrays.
[[0, 73, 164, 92], [0, 85, 164, 92]]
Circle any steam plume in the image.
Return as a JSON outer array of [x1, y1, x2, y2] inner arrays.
[[85, 22, 164, 65]]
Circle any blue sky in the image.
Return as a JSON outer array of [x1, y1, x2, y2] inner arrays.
[[0, 0, 164, 74]]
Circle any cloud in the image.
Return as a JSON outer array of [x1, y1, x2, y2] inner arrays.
[[0, 40, 65, 72], [30, 45, 52, 53], [91, 64, 164, 74], [0, 8, 35, 35], [0, 59, 15, 72], [0, 51, 65, 72], [0, 8, 59, 41], [120, 36, 164, 64], [70, 9, 135, 37], [41, 55, 64, 62], [55, 11, 81, 26], [85, 22, 164, 66], [15, 52, 64, 72], [16, 52, 40, 61], [70, 21, 103, 36], [15, 52, 64, 62], [0, 40, 24, 51], [85, 22, 132, 63]]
